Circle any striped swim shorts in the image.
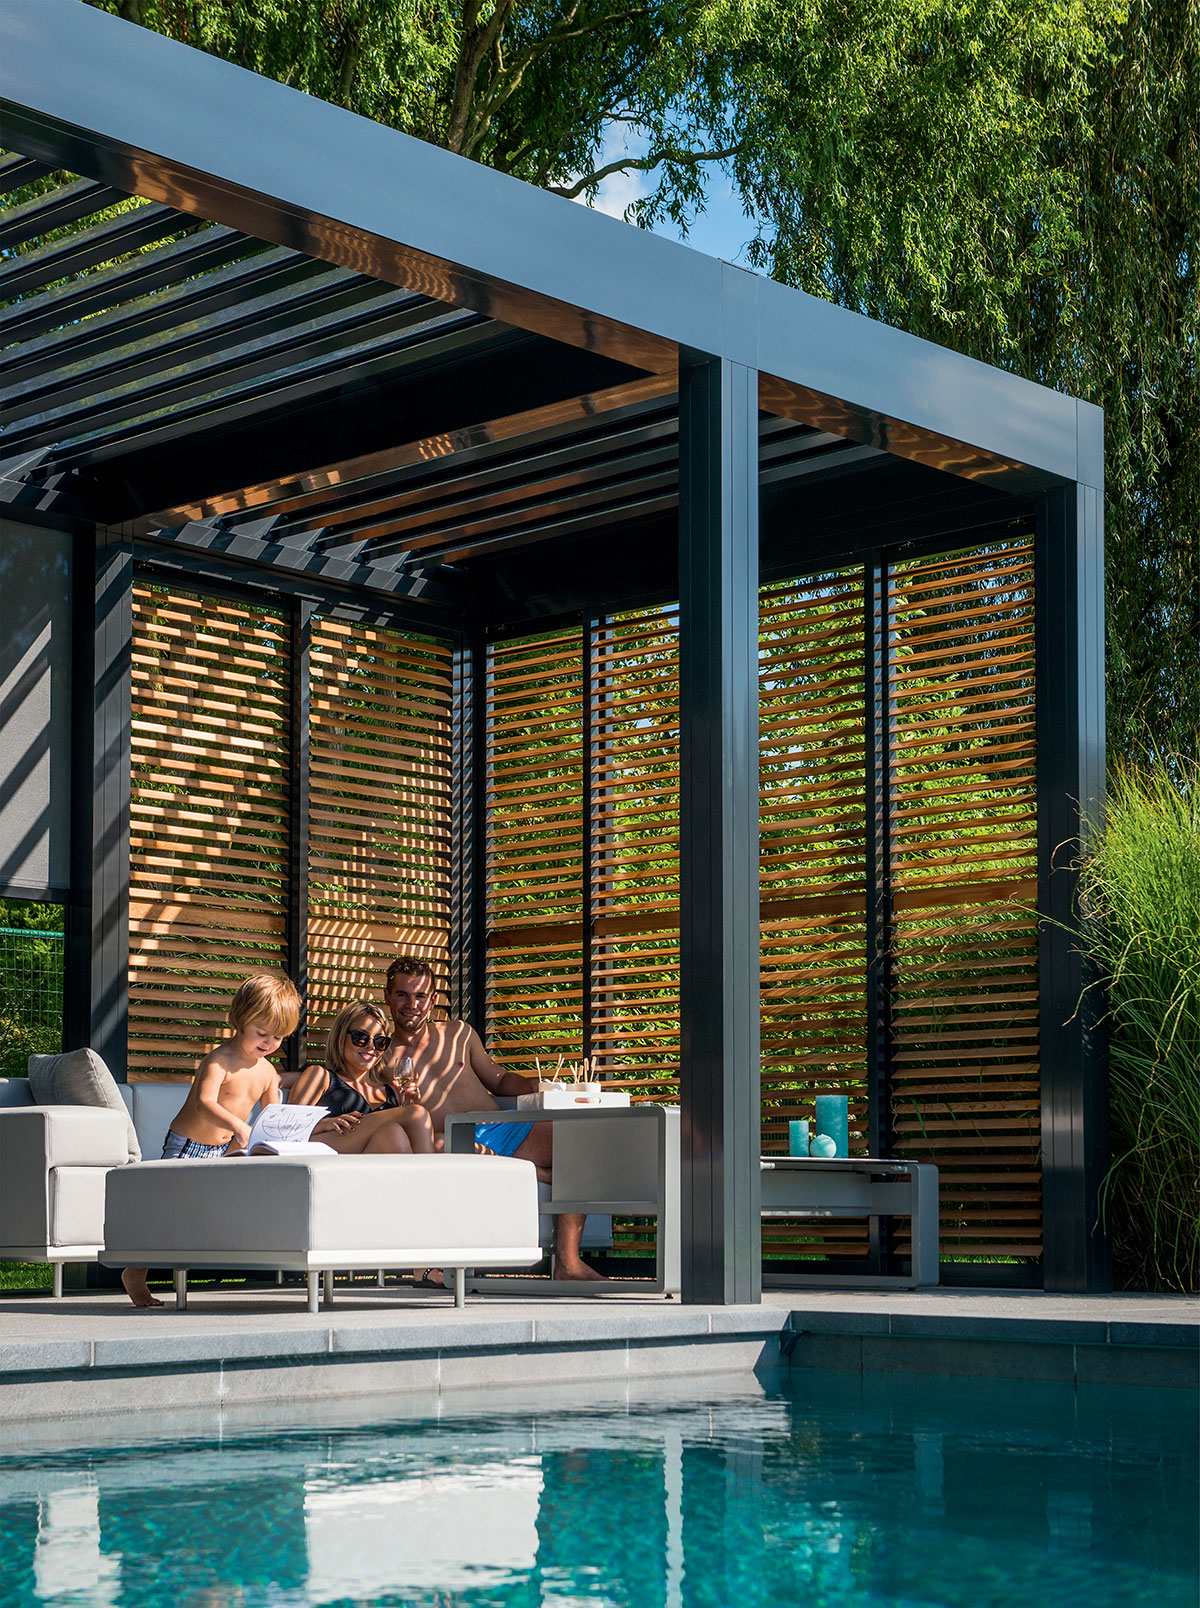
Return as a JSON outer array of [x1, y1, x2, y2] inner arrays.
[[160, 1129, 230, 1160]]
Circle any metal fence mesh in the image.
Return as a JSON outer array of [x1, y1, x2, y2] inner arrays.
[[0, 926, 64, 1077]]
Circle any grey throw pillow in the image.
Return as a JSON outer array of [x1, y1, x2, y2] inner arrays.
[[28, 1049, 142, 1163]]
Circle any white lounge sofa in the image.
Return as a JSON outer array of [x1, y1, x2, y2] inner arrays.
[[102, 1152, 541, 1311]]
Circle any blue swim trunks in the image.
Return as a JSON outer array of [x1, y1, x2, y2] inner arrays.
[[474, 1120, 533, 1158], [161, 1129, 230, 1160]]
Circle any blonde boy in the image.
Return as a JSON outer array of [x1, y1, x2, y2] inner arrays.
[[121, 972, 301, 1308]]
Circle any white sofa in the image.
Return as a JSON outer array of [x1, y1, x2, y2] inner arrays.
[[0, 1074, 593, 1302], [103, 1152, 541, 1311], [0, 1075, 184, 1295]]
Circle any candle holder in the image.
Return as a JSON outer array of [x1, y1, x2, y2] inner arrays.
[[813, 1094, 849, 1158]]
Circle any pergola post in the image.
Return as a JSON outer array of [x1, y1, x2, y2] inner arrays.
[[285, 598, 312, 1072], [677, 351, 762, 1305], [1035, 481, 1111, 1292], [450, 630, 488, 1025], [65, 527, 132, 1078]]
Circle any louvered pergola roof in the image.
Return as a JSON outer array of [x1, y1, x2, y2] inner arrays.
[[1, 0, 1101, 633]]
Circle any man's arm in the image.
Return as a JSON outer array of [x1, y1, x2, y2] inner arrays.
[[466, 1028, 537, 1098]]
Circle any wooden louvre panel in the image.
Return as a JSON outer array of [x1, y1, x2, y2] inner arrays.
[[307, 618, 452, 1040], [759, 572, 870, 1262], [886, 538, 1040, 1261], [486, 628, 585, 1072], [128, 584, 290, 1079], [592, 609, 681, 1099]]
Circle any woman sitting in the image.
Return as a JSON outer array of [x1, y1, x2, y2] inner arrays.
[[289, 1001, 434, 1154]]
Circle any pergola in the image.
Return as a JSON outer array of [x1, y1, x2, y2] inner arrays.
[[0, 0, 1108, 1300]]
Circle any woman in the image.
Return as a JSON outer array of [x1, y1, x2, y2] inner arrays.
[[289, 1001, 434, 1154]]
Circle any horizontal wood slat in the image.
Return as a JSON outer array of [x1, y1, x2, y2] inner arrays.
[[307, 616, 452, 1036], [128, 583, 291, 1076]]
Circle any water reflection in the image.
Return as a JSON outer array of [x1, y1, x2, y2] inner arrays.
[[1, 1375, 1194, 1607]]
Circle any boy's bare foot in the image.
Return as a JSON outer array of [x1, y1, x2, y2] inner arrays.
[[121, 1269, 164, 1308], [553, 1259, 607, 1282]]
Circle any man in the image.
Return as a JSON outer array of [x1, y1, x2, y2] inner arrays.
[[380, 955, 604, 1283]]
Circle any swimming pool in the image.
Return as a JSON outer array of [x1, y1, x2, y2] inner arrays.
[[1, 1371, 1195, 1606]]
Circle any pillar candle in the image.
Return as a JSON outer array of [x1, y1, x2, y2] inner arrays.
[[788, 1120, 810, 1157], [814, 1094, 849, 1158]]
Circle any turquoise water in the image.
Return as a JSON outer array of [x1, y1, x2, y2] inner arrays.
[[1, 1373, 1195, 1607]]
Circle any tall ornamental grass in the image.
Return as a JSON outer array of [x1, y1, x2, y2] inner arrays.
[[1080, 759, 1199, 1292]]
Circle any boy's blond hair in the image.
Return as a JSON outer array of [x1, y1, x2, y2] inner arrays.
[[227, 973, 301, 1037]]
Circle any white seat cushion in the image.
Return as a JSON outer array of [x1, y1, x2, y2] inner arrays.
[[49, 1166, 110, 1247], [102, 1153, 541, 1271]]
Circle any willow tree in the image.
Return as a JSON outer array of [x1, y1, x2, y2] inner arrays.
[[88, 0, 1198, 758]]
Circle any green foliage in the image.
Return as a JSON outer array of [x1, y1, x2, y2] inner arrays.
[[81, 0, 1198, 762], [1079, 758, 1199, 1291], [0, 902, 65, 1078]]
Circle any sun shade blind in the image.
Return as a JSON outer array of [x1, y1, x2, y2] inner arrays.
[[886, 539, 1040, 1259], [486, 628, 585, 1074], [591, 609, 681, 1097], [128, 584, 290, 1078], [307, 618, 453, 1038], [759, 572, 871, 1261]]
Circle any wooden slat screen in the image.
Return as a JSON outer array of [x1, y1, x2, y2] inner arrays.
[[128, 584, 291, 1078], [592, 610, 681, 1098], [759, 573, 870, 1261], [886, 540, 1040, 1258], [483, 536, 1041, 1272], [307, 618, 453, 1040], [486, 629, 585, 1072]]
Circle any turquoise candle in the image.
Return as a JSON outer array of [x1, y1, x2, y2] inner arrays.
[[814, 1094, 849, 1157], [788, 1119, 810, 1157]]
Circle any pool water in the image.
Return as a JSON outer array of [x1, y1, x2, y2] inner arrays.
[[1, 1372, 1195, 1607]]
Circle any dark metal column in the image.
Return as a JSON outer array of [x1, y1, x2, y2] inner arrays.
[[450, 631, 488, 1026], [65, 527, 132, 1078], [677, 351, 761, 1305], [285, 598, 312, 1071], [1035, 482, 1110, 1292], [864, 561, 897, 1272]]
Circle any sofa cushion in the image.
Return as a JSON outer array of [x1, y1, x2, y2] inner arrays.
[[49, 1165, 110, 1249], [28, 1050, 141, 1163]]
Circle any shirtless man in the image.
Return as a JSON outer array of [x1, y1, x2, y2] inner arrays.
[[379, 955, 604, 1283]]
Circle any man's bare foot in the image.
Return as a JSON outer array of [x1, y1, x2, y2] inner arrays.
[[553, 1259, 607, 1282], [121, 1269, 163, 1308]]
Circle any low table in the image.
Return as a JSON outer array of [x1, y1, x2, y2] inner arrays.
[[761, 1156, 940, 1289], [445, 1105, 680, 1295]]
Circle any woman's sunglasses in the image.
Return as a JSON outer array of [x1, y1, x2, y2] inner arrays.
[[348, 1029, 391, 1053]]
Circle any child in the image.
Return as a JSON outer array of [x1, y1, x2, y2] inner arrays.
[[121, 972, 303, 1308]]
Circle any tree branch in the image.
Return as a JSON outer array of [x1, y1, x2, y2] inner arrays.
[[548, 144, 744, 201]]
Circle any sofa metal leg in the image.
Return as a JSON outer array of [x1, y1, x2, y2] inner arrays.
[[307, 1273, 319, 1314], [322, 1268, 333, 1309], [453, 1267, 465, 1309], [377, 1269, 385, 1287], [52, 1263, 63, 1300], [174, 1269, 187, 1311]]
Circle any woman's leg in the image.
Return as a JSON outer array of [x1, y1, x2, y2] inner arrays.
[[319, 1108, 413, 1155]]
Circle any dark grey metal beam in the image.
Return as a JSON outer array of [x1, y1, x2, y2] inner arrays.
[[2, 0, 1102, 493], [0, 151, 51, 194], [1, 222, 252, 345], [64, 528, 132, 1080], [0, 175, 125, 251], [1035, 482, 1111, 1292], [677, 350, 762, 1304], [449, 632, 488, 1026], [286, 598, 312, 1073], [0, 199, 183, 299], [132, 521, 471, 621]]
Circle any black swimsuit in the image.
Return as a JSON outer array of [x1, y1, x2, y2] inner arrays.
[[320, 1067, 401, 1117]]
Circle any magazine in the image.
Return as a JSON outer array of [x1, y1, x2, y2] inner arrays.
[[245, 1102, 337, 1156]]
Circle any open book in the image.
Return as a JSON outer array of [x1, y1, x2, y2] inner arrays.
[[245, 1103, 337, 1157]]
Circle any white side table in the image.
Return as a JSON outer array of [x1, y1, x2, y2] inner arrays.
[[445, 1104, 680, 1295], [760, 1156, 940, 1289]]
